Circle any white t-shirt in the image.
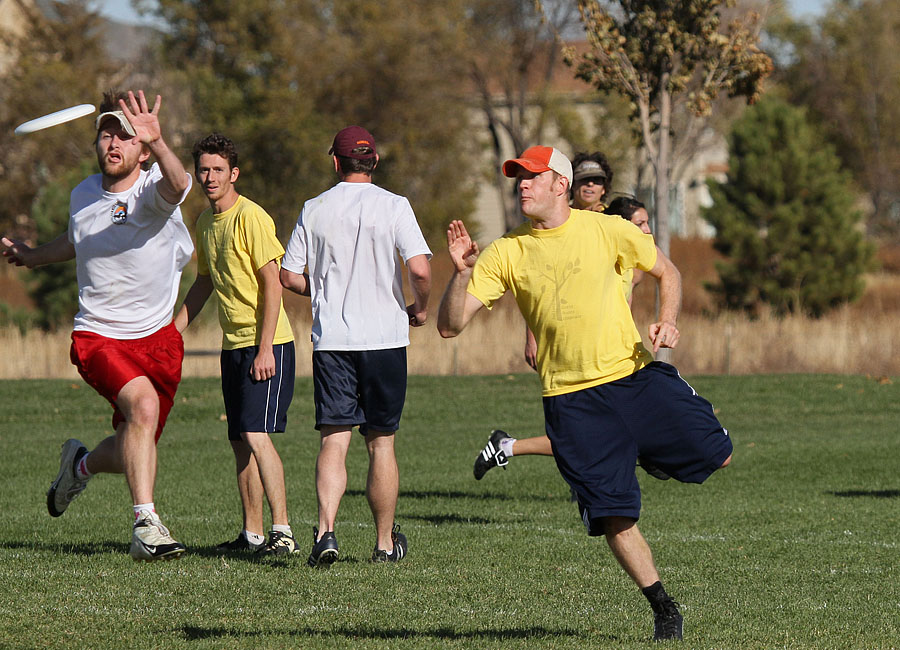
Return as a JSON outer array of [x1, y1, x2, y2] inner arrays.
[[68, 163, 193, 339], [282, 181, 432, 351]]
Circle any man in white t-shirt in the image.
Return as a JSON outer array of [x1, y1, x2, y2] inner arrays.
[[280, 125, 432, 566], [1, 90, 193, 562]]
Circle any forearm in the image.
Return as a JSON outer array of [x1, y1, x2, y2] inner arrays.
[[175, 275, 213, 332], [30, 233, 76, 267], [257, 262, 283, 348], [406, 255, 431, 313], [437, 269, 473, 338], [656, 264, 682, 325], [149, 137, 190, 203]]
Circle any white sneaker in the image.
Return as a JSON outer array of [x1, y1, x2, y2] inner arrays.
[[46, 439, 89, 517], [130, 510, 186, 562]]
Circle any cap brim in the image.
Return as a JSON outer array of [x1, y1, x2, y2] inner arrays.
[[95, 111, 136, 137], [573, 171, 607, 181], [502, 158, 551, 178]]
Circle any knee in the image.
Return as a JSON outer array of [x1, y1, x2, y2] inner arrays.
[[365, 431, 395, 455], [603, 516, 637, 538], [125, 394, 160, 431], [720, 454, 732, 469]]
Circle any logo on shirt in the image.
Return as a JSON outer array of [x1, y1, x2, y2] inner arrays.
[[110, 201, 128, 225]]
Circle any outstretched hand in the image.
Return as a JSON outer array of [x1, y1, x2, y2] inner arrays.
[[447, 220, 479, 273], [119, 90, 162, 145], [1, 236, 33, 267]]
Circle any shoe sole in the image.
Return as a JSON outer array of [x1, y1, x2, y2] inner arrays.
[[308, 548, 338, 568], [46, 440, 87, 517], [131, 548, 186, 562]]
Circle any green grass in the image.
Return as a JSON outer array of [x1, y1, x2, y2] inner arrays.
[[0, 374, 898, 649]]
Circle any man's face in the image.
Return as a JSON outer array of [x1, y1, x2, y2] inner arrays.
[[630, 207, 651, 234], [196, 153, 237, 203], [95, 119, 146, 180], [517, 169, 563, 220], [572, 176, 606, 209]]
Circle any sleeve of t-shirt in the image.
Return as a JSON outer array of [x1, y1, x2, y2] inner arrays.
[[613, 219, 658, 273], [393, 197, 432, 262], [281, 207, 308, 274], [466, 241, 508, 310], [241, 205, 286, 271]]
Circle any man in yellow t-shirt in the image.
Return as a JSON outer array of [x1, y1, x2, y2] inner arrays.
[[437, 145, 733, 642], [175, 134, 297, 556]]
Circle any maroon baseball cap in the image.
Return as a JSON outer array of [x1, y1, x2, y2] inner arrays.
[[329, 126, 377, 159]]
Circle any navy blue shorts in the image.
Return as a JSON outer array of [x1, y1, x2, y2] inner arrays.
[[543, 362, 733, 535], [220, 342, 295, 441], [312, 348, 407, 434]]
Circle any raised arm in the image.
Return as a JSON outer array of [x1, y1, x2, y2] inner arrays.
[[120, 90, 190, 204], [645, 246, 682, 353], [406, 254, 431, 327], [1, 233, 75, 268], [437, 220, 485, 338]]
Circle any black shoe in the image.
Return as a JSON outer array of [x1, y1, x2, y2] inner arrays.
[[473, 429, 512, 480], [216, 533, 264, 553], [258, 530, 299, 555], [307, 527, 339, 568], [638, 456, 671, 481], [371, 523, 407, 563], [652, 599, 683, 641]]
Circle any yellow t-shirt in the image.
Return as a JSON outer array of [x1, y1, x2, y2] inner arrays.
[[621, 266, 634, 303], [468, 209, 657, 396], [196, 195, 294, 350]]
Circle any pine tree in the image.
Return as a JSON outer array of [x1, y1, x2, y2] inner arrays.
[[704, 97, 874, 317]]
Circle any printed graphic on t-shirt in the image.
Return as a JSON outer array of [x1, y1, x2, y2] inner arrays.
[[538, 255, 582, 321], [110, 201, 127, 225]]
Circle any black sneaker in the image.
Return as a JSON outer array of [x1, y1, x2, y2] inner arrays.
[[371, 523, 407, 563], [258, 530, 299, 555], [307, 527, 339, 568], [638, 456, 671, 481], [473, 429, 512, 480], [216, 533, 264, 553], [652, 599, 683, 641]]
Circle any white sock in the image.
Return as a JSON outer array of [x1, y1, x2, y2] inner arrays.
[[75, 454, 92, 480], [272, 524, 293, 536], [500, 437, 516, 458], [133, 503, 155, 518], [244, 530, 265, 545]]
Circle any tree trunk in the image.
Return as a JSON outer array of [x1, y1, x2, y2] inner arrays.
[[655, 79, 672, 257]]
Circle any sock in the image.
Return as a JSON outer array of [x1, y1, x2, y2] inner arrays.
[[75, 454, 92, 480], [272, 524, 293, 537], [133, 503, 155, 519], [642, 581, 671, 612], [500, 437, 516, 457], [243, 530, 265, 545]]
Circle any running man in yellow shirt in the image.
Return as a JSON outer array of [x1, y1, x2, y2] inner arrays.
[[175, 134, 298, 555], [438, 146, 732, 641]]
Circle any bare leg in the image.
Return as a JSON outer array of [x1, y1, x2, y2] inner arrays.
[[512, 435, 554, 456], [365, 430, 398, 551], [315, 426, 352, 535], [231, 439, 265, 535], [85, 376, 159, 505], [243, 432, 289, 527], [603, 516, 661, 588]]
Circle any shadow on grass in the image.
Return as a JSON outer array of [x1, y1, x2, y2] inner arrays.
[[404, 513, 492, 525], [179, 625, 604, 642], [345, 488, 562, 502], [829, 489, 900, 498], [0, 540, 127, 555]]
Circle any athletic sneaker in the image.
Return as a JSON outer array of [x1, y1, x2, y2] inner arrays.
[[371, 523, 407, 563], [307, 527, 339, 568], [216, 532, 264, 553], [258, 530, 300, 555], [47, 438, 89, 517], [473, 429, 511, 480], [130, 510, 186, 562], [652, 599, 684, 641], [638, 456, 671, 481]]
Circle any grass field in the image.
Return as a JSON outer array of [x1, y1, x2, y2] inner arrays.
[[0, 374, 897, 649]]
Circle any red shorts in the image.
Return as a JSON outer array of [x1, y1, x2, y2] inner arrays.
[[70, 322, 184, 442]]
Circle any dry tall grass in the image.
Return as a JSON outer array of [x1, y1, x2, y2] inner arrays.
[[2, 242, 898, 379]]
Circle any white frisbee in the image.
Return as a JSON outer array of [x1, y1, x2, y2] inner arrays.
[[14, 104, 97, 135]]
